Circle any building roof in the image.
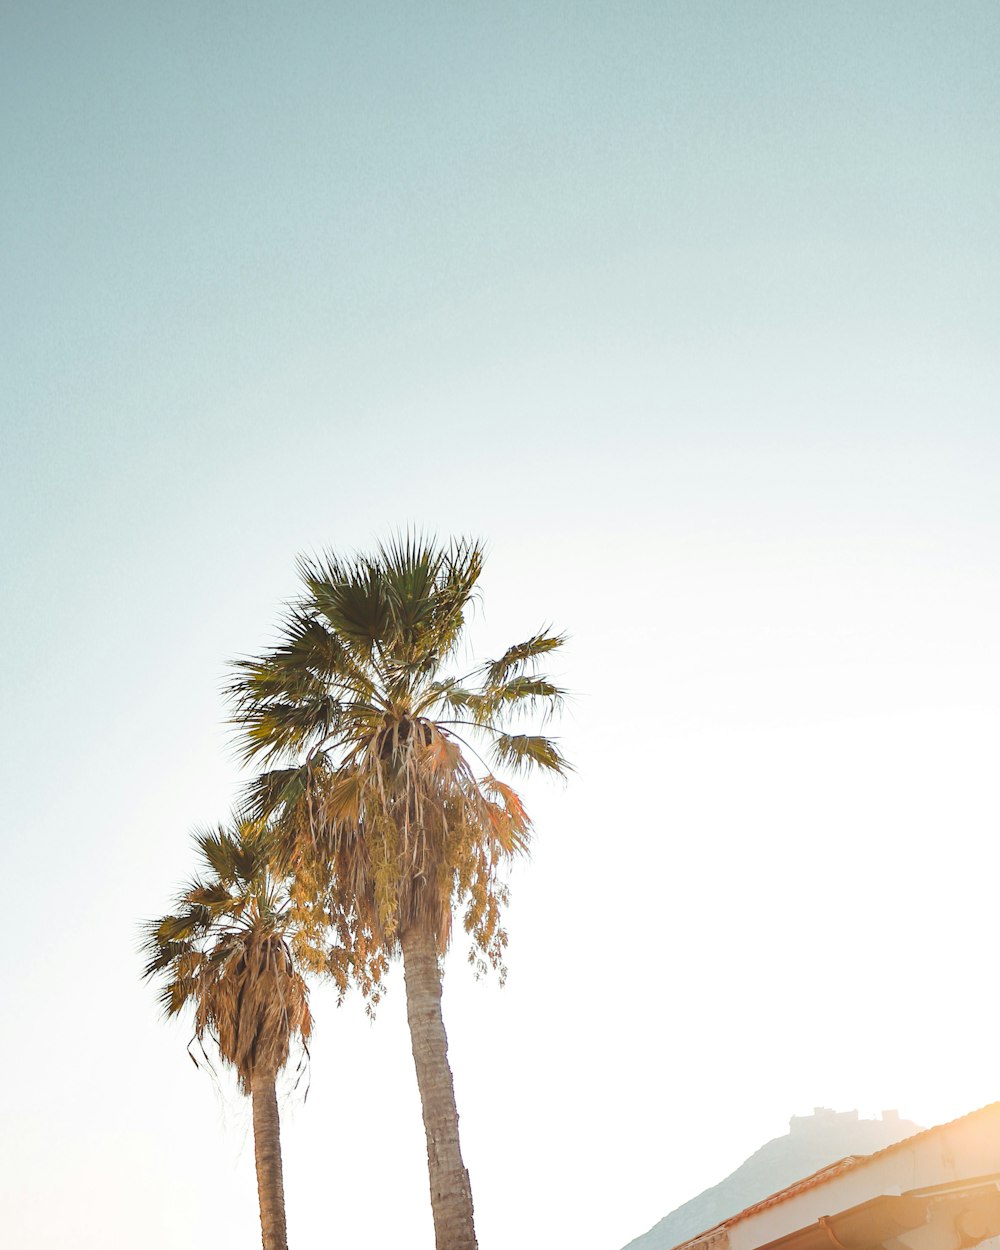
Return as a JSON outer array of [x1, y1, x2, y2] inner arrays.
[[675, 1104, 1000, 1250]]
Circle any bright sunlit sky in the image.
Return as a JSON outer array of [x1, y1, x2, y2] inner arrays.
[[2, 3, 998, 1248]]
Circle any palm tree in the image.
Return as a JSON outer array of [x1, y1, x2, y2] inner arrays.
[[142, 822, 314, 1250], [228, 535, 569, 1250]]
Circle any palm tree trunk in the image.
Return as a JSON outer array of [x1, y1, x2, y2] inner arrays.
[[251, 1069, 289, 1250], [400, 925, 478, 1250]]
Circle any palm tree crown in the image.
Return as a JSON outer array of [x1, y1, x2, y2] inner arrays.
[[228, 534, 569, 962], [142, 821, 312, 1092]]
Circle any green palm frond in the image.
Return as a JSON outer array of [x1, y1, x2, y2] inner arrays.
[[228, 605, 382, 766], [419, 679, 476, 716], [141, 935, 193, 980], [376, 532, 443, 641], [189, 824, 269, 889], [191, 826, 235, 879], [185, 879, 238, 909], [461, 675, 566, 726], [149, 906, 212, 945], [423, 537, 483, 659], [300, 551, 393, 661], [482, 630, 566, 685], [235, 611, 371, 698], [235, 697, 337, 765], [241, 765, 316, 822], [490, 732, 571, 776]]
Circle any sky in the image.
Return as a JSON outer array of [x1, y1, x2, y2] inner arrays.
[[1, 3, 998, 1248]]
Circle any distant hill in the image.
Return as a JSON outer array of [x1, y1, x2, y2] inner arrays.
[[621, 1108, 923, 1250]]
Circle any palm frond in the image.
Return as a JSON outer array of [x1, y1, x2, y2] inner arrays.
[[141, 936, 194, 980], [299, 551, 392, 661], [419, 679, 476, 716], [377, 532, 444, 642], [482, 630, 567, 685], [191, 825, 240, 880], [490, 732, 571, 776], [148, 906, 212, 945], [466, 675, 566, 725], [241, 764, 317, 822], [429, 537, 484, 657], [184, 879, 238, 909]]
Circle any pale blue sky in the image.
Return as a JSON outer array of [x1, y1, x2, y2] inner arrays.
[[2, 5, 998, 1249]]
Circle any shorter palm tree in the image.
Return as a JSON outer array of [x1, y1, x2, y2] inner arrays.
[[142, 822, 312, 1250]]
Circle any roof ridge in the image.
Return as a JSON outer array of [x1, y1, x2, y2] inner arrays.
[[858, 1102, 1000, 1167]]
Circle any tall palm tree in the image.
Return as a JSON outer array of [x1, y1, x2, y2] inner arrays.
[[228, 535, 569, 1250], [142, 823, 314, 1250]]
